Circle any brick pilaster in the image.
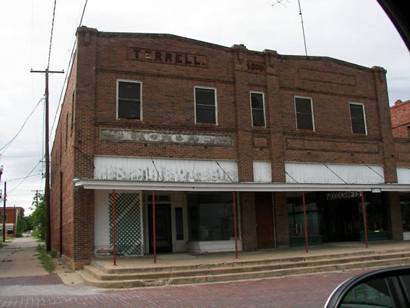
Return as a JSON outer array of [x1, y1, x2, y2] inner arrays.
[[372, 67, 397, 183]]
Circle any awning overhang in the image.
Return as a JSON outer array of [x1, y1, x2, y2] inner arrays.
[[73, 179, 410, 192]]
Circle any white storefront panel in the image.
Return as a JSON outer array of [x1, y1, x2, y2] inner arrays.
[[94, 190, 110, 254], [285, 162, 384, 184], [397, 168, 410, 184], [94, 156, 238, 183], [253, 161, 272, 183]]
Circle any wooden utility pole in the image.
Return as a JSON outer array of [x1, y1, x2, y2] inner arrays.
[[30, 68, 64, 251], [2, 182, 6, 242]]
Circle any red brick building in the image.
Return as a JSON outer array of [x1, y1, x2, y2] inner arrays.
[[0, 207, 24, 236], [391, 100, 410, 240], [391, 99, 410, 138], [50, 26, 410, 269]]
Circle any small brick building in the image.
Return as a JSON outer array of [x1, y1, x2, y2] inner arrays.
[[50, 26, 410, 269], [0, 207, 24, 236], [391, 99, 410, 138]]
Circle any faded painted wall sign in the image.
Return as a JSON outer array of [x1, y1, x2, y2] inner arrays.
[[100, 128, 233, 147], [94, 156, 239, 183], [128, 47, 208, 68]]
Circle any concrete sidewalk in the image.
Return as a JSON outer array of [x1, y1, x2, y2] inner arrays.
[[0, 237, 48, 278], [94, 240, 410, 270]]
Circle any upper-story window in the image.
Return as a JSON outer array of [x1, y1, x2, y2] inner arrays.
[[250, 91, 266, 127], [349, 103, 367, 135], [117, 80, 142, 120], [294, 96, 314, 130], [194, 87, 217, 124]]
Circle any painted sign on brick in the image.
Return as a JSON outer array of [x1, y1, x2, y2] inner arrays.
[[100, 128, 233, 147]]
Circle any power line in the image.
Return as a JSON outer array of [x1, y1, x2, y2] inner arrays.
[[272, 0, 308, 56], [7, 173, 43, 182], [297, 0, 308, 56], [47, 0, 57, 69], [8, 160, 42, 194], [50, 0, 89, 137], [0, 96, 45, 155]]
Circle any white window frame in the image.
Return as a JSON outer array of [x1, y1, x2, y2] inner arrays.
[[249, 91, 266, 128], [194, 86, 218, 125], [116, 79, 143, 120], [349, 102, 368, 135], [294, 95, 315, 131]]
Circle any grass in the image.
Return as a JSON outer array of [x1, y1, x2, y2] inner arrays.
[[36, 244, 55, 273]]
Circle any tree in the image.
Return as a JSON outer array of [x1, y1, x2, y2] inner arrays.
[[30, 192, 46, 240], [15, 216, 32, 237]]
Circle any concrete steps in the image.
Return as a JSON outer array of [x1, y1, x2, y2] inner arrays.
[[79, 248, 410, 288]]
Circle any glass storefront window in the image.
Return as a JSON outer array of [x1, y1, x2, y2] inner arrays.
[[287, 192, 388, 245], [365, 193, 388, 233], [187, 193, 233, 241], [287, 192, 321, 245], [400, 193, 410, 232]]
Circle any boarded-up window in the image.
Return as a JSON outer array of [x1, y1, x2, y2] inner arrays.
[[117, 81, 141, 120], [295, 97, 314, 130], [251, 92, 265, 127], [350, 103, 367, 134], [195, 87, 216, 124]]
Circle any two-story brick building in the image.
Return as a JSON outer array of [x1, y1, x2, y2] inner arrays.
[[391, 99, 410, 240], [50, 26, 410, 269], [0, 207, 24, 236]]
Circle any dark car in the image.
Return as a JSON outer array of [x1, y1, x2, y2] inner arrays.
[[324, 266, 410, 307]]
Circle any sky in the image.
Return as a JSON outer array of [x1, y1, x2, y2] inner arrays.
[[0, 0, 409, 215]]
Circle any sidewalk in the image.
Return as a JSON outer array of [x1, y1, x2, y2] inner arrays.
[[0, 237, 48, 278], [94, 240, 410, 270]]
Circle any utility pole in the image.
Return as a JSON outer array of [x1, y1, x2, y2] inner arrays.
[[31, 69, 64, 251], [2, 182, 6, 242]]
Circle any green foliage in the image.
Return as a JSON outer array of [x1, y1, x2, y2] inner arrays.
[[16, 216, 32, 237], [15, 218, 23, 237], [30, 193, 46, 240], [36, 244, 55, 272], [50, 250, 58, 258]]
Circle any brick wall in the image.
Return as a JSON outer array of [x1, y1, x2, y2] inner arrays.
[[391, 100, 410, 138], [0, 207, 24, 234], [240, 192, 257, 250], [50, 50, 78, 259]]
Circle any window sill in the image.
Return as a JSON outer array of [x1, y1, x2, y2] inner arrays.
[[116, 118, 143, 122], [195, 122, 218, 127]]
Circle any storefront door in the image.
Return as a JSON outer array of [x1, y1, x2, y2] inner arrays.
[[255, 192, 274, 249], [148, 203, 173, 253]]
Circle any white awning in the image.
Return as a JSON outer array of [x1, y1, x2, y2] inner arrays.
[[73, 178, 410, 192]]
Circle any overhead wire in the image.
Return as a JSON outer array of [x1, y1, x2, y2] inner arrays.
[[8, 160, 43, 194], [47, 0, 57, 69], [0, 96, 45, 155], [7, 173, 43, 182], [50, 0, 89, 137]]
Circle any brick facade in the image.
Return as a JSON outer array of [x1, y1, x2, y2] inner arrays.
[[0, 207, 24, 236], [391, 100, 410, 139], [50, 26, 405, 269]]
